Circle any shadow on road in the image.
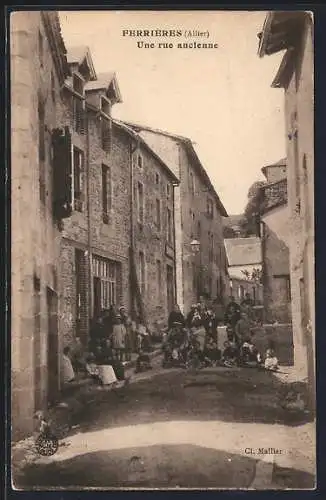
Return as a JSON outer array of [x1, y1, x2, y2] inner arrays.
[[16, 443, 258, 489], [72, 368, 313, 436]]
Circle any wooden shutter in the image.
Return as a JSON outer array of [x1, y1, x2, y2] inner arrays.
[[52, 126, 73, 220]]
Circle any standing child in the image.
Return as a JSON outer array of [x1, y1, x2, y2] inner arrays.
[[111, 314, 126, 362]]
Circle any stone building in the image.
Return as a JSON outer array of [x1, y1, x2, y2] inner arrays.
[[58, 47, 133, 347], [56, 49, 179, 344], [124, 123, 229, 316], [113, 121, 179, 328], [224, 237, 263, 304], [11, 11, 69, 439], [259, 158, 292, 323], [258, 12, 315, 398]]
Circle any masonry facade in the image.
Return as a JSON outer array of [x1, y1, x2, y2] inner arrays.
[[123, 124, 229, 316], [11, 11, 69, 439], [259, 12, 315, 399], [260, 159, 292, 323]]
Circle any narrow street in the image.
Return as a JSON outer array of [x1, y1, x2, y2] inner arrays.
[[15, 355, 315, 490]]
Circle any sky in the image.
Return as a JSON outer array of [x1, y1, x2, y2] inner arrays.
[[59, 10, 286, 215]]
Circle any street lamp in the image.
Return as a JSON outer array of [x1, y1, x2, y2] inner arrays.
[[190, 239, 200, 255]]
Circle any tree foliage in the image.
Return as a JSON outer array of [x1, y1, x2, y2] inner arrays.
[[239, 181, 266, 237]]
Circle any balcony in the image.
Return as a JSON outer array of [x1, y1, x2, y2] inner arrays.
[[260, 178, 287, 214]]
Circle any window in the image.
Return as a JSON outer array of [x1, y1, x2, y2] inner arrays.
[[72, 73, 85, 134], [137, 181, 144, 224], [92, 255, 120, 314], [167, 183, 171, 198], [102, 164, 112, 223], [207, 198, 214, 219], [167, 207, 173, 245], [38, 97, 46, 204], [155, 173, 160, 185], [139, 251, 146, 295], [156, 260, 162, 300], [274, 274, 291, 302], [101, 116, 112, 152], [100, 96, 111, 117], [137, 154, 143, 169], [73, 147, 84, 211], [155, 198, 161, 230], [197, 221, 201, 239], [39, 31, 44, 68]]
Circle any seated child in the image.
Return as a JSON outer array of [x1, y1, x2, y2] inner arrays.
[[85, 354, 102, 384], [222, 340, 239, 367], [204, 337, 221, 365], [135, 351, 152, 373], [264, 348, 279, 371]]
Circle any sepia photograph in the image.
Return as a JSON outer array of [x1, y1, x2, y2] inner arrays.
[[10, 9, 315, 490]]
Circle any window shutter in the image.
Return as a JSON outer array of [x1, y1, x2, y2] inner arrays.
[[52, 126, 73, 220]]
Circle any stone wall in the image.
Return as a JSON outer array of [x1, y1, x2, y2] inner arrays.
[[11, 12, 65, 439]]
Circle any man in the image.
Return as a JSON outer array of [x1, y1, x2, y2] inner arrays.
[[241, 293, 254, 308], [224, 296, 241, 331]]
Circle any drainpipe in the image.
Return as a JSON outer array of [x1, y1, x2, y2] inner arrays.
[[85, 108, 92, 333]]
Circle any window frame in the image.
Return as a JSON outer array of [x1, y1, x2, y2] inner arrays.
[[166, 207, 173, 245], [73, 146, 84, 212], [155, 198, 161, 230], [139, 250, 146, 296], [137, 181, 145, 224]]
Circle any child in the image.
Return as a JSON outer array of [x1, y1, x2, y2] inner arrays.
[[111, 314, 126, 362], [85, 353, 102, 384], [264, 348, 279, 371], [222, 340, 239, 367], [204, 337, 221, 366]]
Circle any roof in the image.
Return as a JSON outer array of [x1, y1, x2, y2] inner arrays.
[[123, 121, 228, 217], [112, 119, 180, 185], [66, 45, 97, 80], [258, 11, 309, 58], [261, 157, 287, 177], [224, 237, 262, 267], [41, 12, 69, 84], [85, 72, 123, 103]]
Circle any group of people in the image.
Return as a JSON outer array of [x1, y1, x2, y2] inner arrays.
[[163, 295, 279, 371], [61, 306, 153, 386]]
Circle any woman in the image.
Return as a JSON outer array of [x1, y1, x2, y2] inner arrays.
[[168, 304, 186, 330]]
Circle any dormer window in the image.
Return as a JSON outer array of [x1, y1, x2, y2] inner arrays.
[[73, 73, 84, 95], [72, 73, 85, 134], [101, 96, 111, 117]]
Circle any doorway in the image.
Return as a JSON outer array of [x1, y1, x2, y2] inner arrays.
[[47, 287, 59, 406]]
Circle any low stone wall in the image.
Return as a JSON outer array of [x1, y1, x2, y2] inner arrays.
[[251, 324, 294, 366]]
